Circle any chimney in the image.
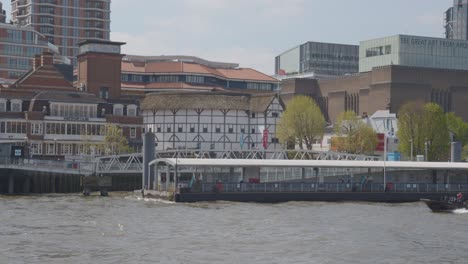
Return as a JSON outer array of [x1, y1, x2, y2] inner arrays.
[[41, 52, 54, 66], [33, 55, 41, 70]]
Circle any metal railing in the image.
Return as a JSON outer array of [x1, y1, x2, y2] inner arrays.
[[182, 182, 468, 194], [0, 157, 95, 176]]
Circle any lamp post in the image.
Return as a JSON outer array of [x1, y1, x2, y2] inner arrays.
[[409, 139, 413, 161], [54, 138, 57, 161], [383, 131, 387, 191], [424, 139, 430, 162]]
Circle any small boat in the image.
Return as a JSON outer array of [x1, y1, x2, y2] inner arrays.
[[421, 198, 467, 212]]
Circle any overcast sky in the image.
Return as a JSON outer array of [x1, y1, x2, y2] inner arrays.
[[4, 0, 454, 74]]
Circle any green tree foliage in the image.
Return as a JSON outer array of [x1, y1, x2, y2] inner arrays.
[[277, 96, 325, 150], [446, 112, 468, 146], [397, 102, 449, 161], [103, 124, 133, 155], [463, 145, 468, 161], [333, 111, 377, 154]]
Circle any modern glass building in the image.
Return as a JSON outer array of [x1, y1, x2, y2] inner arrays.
[[11, 0, 111, 65], [359, 35, 468, 72], [445, 0, 468, 40], [274, 41, 359, 79]]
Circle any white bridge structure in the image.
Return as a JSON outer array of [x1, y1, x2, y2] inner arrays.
[[94, 149, 383, 175], [3, 149, 468, 178]]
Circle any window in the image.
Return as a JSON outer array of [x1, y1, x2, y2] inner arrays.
[[186, 75, 205, 83], [251, 113, 256, 118], [251, 128, 255, 134], [127, 104, 137, 116], [0, 99, 6, 112], [215, 125, 221, 133], [272, 112, 279, 118], [113, 104, 123, 116], [10, 99, 22, 112], [190, 125, 195, 133], [46, 143, 56, 155], [246, 82, 272, 91], [30, 143, 42, 155], [31, 123, 43, 135], [203, 124, 208, 133], [157, 125, 161, 133], [61, 144, 73, 155], [167, 125, 171, 133], [240, 127, 245, 133], [130, 127, 136, 138], [228, 125, 234, 133], [272, 138, 280, 143], [157, 75, 179, 82], [100, 87, 109, 99], [178, 125, 183, 133], [366, 45, 392, 57]]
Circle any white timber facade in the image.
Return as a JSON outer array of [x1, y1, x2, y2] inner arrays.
[[141, 92, 284, 151]]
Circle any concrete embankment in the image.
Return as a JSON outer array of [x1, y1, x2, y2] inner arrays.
[[0, 169, 141, 194]]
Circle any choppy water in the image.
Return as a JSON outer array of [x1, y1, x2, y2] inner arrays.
[[1, 193, 467, 264]]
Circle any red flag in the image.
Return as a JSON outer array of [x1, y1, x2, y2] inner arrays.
[[262, 128, 269, 149]]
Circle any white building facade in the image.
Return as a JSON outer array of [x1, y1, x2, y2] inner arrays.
[[141, 92, 284, 151], [360, 34, 468, 72]]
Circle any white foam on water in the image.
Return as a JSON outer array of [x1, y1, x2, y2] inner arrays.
[[135, 196, 176, 204], [453, 208, 468, 214]]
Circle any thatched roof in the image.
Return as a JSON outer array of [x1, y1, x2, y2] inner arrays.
[[141, 91, 279, 113]]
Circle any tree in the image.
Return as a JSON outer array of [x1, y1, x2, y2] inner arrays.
[[446, 112, 468, 146], [397, 102, 449, 161], [277, 96, 325, 150], [103, 124, 133, 155], [333, 111, 377, 154]]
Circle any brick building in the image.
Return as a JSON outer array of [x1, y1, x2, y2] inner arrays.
[[281, 65, 468, 123], [0, 40, 142, 160]]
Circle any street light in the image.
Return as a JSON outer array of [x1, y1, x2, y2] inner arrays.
[[409, 139, 413, 161], [383, 131, 388, 191], [425, 139, 431, 162]]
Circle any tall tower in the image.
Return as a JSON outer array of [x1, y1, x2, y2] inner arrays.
[[11, 0, 111, 64], [76, 40, 125, 100], [445, 0, 468, 40]]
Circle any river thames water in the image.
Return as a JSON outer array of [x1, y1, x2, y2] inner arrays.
[[1, 193, 467, 264]]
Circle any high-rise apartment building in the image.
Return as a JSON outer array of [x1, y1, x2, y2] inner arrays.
[[445, 0, 468, 40], [10, 0, 111, 64]]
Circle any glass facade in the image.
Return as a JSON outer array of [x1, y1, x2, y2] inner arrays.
[[359, 35, 468, 72], [275, 41, 359, 78], [0, 24, 59, 79]]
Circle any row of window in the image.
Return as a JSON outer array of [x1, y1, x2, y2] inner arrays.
[[30, 143, 103, 156], [149, 124, 267, 134], [0, 99, 23, 112], [366, 45, 392, 58], [1, 122, 137, 138], [121, 74, 276, 91], [50, 103, 98, 119], [113, 104, 138, 116]]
